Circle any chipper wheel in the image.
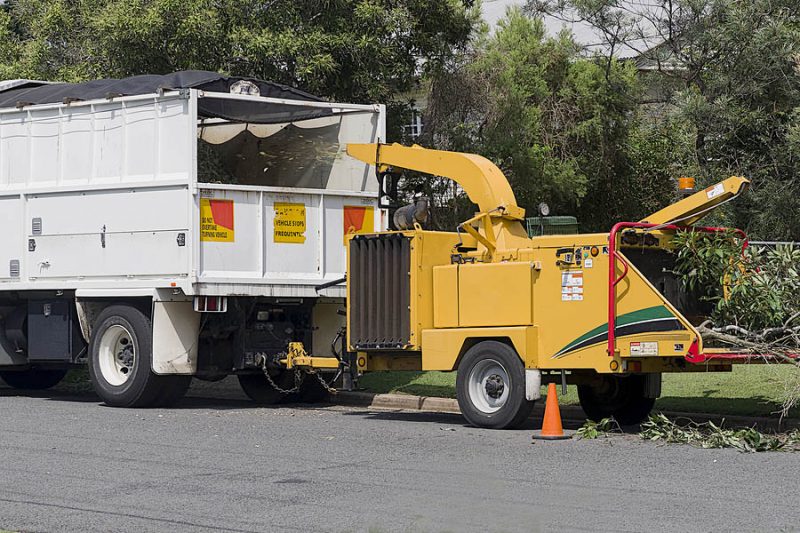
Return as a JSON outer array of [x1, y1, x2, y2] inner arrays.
[[88, 305, 191, 408], [456, 341, 535, 429], [578, 374, 655, 426]]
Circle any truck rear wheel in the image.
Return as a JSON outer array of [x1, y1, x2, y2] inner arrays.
[[88, 305, 189, 407], [298, 372, 331, 403], [238, 370, 296, 404], [456, 341, 535, 429], [578, 374, 655, 426], [0, 368, 68, 390]]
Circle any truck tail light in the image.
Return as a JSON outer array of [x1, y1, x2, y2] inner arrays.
[[194, 296, 227, 313]]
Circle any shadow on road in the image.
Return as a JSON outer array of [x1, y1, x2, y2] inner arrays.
[[337, 406, 591, 431], [0, 386, 100, 403]]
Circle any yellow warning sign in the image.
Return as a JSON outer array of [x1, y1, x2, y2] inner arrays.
[[274, 202, 306, 243], [200, 198, 234, 242]]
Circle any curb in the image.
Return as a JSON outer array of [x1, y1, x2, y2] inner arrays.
[[334, 391, 799, 430]]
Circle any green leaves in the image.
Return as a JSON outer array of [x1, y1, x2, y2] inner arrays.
[[639, 413, 797, 452], [576, 417, 616, 439], [423, 8, 640, 229], [672, 230, 800, 331], [0, 0, 476, 106], [531, 0, 800, 239]]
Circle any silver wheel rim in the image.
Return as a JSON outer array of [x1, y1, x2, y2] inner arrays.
[[467, 358, 510, 414], [98, 324, 135, 386]]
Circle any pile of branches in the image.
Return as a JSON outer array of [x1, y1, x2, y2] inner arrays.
[[672, 230, 800, 416], [639, 414, 800, 453], [577, 415, 800, 452]]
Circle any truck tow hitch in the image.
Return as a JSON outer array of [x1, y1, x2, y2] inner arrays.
[[255, 342, 343, 395]]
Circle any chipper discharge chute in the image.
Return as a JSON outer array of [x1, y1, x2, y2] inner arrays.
[[334, 142, 770, 430]]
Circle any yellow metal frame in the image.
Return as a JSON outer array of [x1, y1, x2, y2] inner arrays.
[[282, 342, 340, 370], [642, 177, 749, 226], [347, 143, 524, 219]]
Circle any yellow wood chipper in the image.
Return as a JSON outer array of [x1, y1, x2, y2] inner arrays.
[[292, 143, 786, 429], [286, 144, 792, 429]]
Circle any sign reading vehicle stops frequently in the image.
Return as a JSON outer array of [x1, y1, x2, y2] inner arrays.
[[274, 202, 307, 244]]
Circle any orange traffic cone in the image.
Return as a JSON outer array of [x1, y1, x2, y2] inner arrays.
[[532, 382, 572, 440]]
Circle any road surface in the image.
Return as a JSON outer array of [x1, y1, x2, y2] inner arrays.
[[0, 382, 797, 532]]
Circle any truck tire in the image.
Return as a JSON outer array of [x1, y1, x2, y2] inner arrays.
[[298, 372, 331, 403], [456, 341, 535, 429], [578, 374, 655, 426], [238, 370, 296, 404], [88, 305, 189, 407], [0, 368, 68, 390]]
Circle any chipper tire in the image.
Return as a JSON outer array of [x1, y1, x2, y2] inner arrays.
[[0, 368, 68, 390], [88, 305, 190, 408], [456, 341, 535, 429], [578, 374, 655, 426]]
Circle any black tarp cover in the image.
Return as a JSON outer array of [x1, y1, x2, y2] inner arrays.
[[0, 71, 332, 124]]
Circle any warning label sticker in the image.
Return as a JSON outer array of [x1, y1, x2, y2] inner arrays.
[[630, 341, 658, 356], [200, 198, 234, 242], [561, 270, 584, 301], [706, 183, 725, 199], [343, 205, 375, 244], [274, 202, 306, 244]]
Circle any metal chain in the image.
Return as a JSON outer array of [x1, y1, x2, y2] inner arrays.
[[262, 367, 304, 395], [312, 368, 340, 394], [258, 352, 301, 395], [257, 352, 340, 395]]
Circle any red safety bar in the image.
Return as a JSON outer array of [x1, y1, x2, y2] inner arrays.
[[607, 222, 747, 359], [687, 350, 799, 363]]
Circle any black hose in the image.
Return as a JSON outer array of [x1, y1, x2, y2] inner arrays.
[[315, 276, 346, 292]]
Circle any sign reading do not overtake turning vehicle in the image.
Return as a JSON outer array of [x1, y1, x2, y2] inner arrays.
[[200, 198, 235, 242]]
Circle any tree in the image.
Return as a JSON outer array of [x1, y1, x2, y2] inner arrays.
[[421, 8, 644, 231], [529, 0, 800, 239], [0, 0, 477, 113]]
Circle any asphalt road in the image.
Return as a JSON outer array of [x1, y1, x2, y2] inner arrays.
[[1, 381, 798, 533]]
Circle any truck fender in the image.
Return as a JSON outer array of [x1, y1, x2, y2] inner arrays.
[[151, 292, 200, 375], [75, 300, 107, 343]]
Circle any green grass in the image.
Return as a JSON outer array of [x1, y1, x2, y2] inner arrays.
[[359, 365, 800, 419], [57, 368, 94, 394], [50, 363, 799, 418]]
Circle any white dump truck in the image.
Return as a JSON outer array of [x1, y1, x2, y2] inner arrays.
[[0, 71, 385, 406]]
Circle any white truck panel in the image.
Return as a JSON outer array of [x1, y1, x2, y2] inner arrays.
[[0, 94, 193, 190], [27, 186, 189, 234], [197, 187, 379, 289], [24, 186, 190, 281], [0, 115, 31, 186], [0, 196, 24, 280], [0, 91, 383, 297]]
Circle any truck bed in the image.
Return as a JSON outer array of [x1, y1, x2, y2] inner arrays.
[[0, 89, 384, 297]]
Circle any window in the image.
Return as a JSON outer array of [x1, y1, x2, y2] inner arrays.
[[404, 109, 423, 139]]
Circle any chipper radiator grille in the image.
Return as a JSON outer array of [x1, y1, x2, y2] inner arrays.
[[349, 234, 411, 350]]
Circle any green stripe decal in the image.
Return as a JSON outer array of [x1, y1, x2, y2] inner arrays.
[[555, 305, 675, 356]]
